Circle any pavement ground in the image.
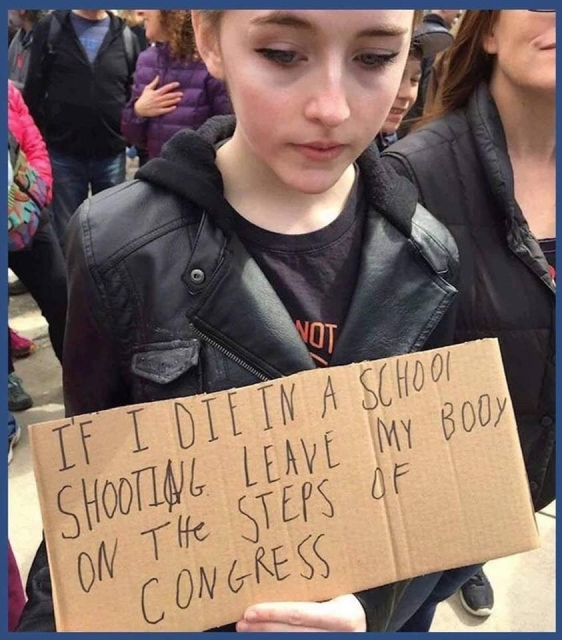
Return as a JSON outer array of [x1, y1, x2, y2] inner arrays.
[[7, 283, 556, 632]]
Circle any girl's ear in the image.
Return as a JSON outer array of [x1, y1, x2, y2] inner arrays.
[[482, 26, 498, 55], [192, 11, 226, 81]]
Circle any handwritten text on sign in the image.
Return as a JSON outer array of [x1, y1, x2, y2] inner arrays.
[[29, 340, 536, 632]]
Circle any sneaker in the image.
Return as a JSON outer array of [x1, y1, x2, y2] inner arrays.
[[459, 569, 494, 617], [8, 373, 33, 412], [8, 416, 21, 465], [9, 328, 37, 359]]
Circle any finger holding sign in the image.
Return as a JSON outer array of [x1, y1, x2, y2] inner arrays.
[[235, 594, 366, 633]]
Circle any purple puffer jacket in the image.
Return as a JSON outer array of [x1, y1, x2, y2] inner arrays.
[[121, 43, 231, 159]]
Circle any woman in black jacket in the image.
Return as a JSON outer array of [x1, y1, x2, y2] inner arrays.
[[382, 9, 555, 628]]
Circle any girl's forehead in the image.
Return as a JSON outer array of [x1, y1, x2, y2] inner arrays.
[[223, 9, 414, 33]]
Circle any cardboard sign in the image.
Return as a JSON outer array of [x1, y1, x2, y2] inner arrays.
[[29, 339, 539, 632]]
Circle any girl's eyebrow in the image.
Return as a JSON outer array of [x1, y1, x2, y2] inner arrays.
[[249, 10, 408, 38]]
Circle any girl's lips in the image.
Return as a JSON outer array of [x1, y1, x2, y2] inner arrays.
[[292, 143, 346, 161]]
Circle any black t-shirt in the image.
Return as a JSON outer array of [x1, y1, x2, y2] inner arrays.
[[539, 237, 556, 282], [232, 175, 365, 367]]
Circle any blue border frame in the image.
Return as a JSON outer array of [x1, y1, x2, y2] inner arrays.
[[3, 2, 558, 638]]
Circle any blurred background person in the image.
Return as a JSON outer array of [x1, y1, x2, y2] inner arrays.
[[121, 10, 231, 161], [119, 9, 149, 52], [23, 9, 139, 251], [399, 9, 462, 135], [376, 20, 454, 150], [8, 10, 49, 91], [383, 9, 555, 626], [8, 80, 67, 414]]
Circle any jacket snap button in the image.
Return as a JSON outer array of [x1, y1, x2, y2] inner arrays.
[[541, 416, 553, 428], [190, 268, 205, 284]]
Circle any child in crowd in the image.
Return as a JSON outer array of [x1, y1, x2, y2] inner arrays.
[[376, 20, 453, 150]]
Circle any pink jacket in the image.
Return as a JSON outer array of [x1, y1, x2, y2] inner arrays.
[[8, 80, 52, 204]]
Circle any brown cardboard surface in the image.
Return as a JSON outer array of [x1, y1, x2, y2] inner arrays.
[[29, 339, 539, 632]]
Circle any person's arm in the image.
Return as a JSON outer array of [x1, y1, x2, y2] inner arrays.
[[62, 201, 130, 415], [9, 83, 52, 203], [22, 16, 51, 131], [125, 27, 141, 102], [121, 66, 151, 150]]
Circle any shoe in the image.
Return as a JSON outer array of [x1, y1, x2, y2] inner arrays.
[[8, 373, 33, 412], [8, 279, 28, 296], [8, 416, 21, 465], [459, 569, 494, 617], [9, 328, 37, 359]]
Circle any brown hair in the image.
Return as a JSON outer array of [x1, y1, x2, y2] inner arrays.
[[160, 10, 198, 61], [421, 10, 501, 123]]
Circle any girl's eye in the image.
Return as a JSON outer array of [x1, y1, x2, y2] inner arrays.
[[356, 52, 399, 69], [255, 48, 302, 66]]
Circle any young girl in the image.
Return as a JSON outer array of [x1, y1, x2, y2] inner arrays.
[[19, 11, 460, 633], [121, 10, 231, 160]]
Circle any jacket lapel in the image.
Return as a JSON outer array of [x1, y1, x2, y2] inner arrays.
[[331, 212, 456, 365], [187, 226, 315, 379]]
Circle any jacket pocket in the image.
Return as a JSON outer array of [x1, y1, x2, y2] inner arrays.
[[130, 339, 202, 402]]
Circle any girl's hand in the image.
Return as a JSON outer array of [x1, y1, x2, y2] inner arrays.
[[134, 75, 183, 118], [236, 594, 366, 632]]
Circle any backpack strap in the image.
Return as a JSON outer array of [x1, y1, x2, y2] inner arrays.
[[46, 11, 63, 55], [122, 25, 135, 77]]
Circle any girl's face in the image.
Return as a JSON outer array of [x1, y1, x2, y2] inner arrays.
[[382, 56, 422, 135], [195, 10, 414, 195], [484, 9, 555, 95], [143, 10, 167, 43]]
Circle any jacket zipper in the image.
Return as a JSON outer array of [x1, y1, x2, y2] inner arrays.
[[188, 322, 271, 382]]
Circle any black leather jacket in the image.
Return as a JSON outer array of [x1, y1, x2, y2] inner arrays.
[[18, 116, 459, 632], [382, 83, 555, 513]]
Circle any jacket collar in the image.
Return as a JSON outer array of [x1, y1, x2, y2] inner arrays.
[[467, 82, 521, 228], [467, 82, 554, 291]]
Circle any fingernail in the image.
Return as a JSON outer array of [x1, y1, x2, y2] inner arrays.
[[237, 621, 249, 631], [245, 610, 258, 622]]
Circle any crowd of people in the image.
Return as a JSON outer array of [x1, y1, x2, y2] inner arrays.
[[7, 8, 555, 633]]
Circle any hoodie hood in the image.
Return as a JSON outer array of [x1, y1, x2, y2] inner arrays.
[[136, 115, 419, 237]]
